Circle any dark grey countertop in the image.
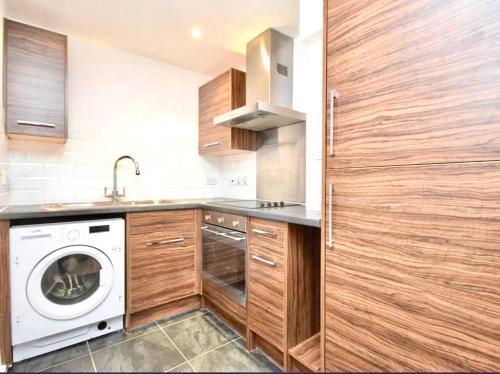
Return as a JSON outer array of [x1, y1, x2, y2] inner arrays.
[[0, 198, 321, 227]]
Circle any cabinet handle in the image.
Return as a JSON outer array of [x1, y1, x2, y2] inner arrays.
[[329, 90, 340, 156], [217, 217, 225, 224], [203, 141, 221, 148], [146, 237, 184, 246], [252, 228, 276, 237], [17, 120, 56, 128], [328, 183, 334, 248], [252, 255, 276, 267]]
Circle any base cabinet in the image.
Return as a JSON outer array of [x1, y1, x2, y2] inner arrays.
[[127, 210, 198, 325], [247, 217, 320, 371], [324, 163, 500, 371]]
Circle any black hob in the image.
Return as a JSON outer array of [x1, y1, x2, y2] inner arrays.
[[211, 200, 301, 209]]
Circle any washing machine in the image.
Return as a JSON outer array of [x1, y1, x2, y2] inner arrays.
[[10, 218, 125, 362]]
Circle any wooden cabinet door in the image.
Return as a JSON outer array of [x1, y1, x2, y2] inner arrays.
[[129, 210, 196, 313], [248, 218, 287, 350], [5, 20, 67, 142], [199, 68, 255, 155], [325, 0, 500, 169], [324, 163, 500, 371]]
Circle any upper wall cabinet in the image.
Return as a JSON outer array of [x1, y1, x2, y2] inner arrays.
[[199, 68, 256, 155], [325, 0, 500, 169], [4, 20, 67, 143]]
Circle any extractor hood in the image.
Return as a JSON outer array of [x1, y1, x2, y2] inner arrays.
[[214, 29, 306, 131]]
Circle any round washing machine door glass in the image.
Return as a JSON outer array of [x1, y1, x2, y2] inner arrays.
[[27, 245, 114, 320]]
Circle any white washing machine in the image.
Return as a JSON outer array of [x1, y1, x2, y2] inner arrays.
[[10, 218, 125, 362]]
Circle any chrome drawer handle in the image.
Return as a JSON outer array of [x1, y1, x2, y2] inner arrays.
[[17, 120, 56, 128], [329, 90, 340, 156], [203, 141, 221, 148], [252, 255, 276, 267], [252, 228, 276, 237], [146, 237, 185, 246]]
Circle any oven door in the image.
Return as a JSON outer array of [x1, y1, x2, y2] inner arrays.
[[201, 224, 246, 306]]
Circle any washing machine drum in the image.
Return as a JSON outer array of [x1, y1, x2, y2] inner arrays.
[[27, 245, 114, 320]]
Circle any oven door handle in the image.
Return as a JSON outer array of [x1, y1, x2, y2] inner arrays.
[[201, 226, 245, 242], [201, 226, 224, 235]]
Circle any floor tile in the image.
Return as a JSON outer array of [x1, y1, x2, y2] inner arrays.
[[88, 321, 158, 352], [91, 330, 184, 372], [167, 362, 194, 372], [40, 355, 95, 372], [164, 312, 238, 360], [190, 338, 281, 372], [10, 342, 89, 372], [157, 308, 205, 328]]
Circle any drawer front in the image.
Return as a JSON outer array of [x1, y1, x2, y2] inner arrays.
[[129, 209, 195, 235], [248, 218, 286, 350], [130, 232, 196, 313]]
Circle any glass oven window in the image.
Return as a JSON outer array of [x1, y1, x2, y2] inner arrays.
[[41, 254, 102, 305]]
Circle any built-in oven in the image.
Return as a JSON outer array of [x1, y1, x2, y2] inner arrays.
[[201, 210, 246, 307]]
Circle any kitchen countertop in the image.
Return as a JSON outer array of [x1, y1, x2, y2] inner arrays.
[[0, 198, 321, 227]]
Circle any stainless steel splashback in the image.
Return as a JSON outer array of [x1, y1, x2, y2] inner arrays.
[[256, 122, 305, 203]]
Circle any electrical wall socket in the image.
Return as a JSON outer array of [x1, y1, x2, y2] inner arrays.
[[206, 177, 218, 186]]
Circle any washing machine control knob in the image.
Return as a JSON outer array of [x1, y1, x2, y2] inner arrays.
[[67, 230, 80, 241]]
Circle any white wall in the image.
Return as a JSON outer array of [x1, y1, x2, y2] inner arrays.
[[5, 35, 220, 205]]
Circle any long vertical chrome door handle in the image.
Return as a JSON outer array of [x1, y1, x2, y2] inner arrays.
[[329, 90, 339, 156], [328, 183, 334, 248]]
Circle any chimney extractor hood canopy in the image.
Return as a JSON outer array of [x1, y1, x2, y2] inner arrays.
[[213, 101, 306, 131], [214, 28, 306, 131]]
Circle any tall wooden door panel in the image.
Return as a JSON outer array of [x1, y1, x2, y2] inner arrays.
[[324, 162, 500, 371], [325, 0, 500, 169]]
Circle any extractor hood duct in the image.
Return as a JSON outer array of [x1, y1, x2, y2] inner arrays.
[[214, 28, 306, 131]]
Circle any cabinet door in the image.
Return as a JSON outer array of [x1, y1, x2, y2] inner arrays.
[[324, 163, 500, 371], [248, 218, 287, 350], [5, 20, 67, 142], [199, 68, 255, 155], [129, 210, 196, 313], [325, 0, 500, 169]]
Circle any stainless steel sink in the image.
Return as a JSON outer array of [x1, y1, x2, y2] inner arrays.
[[43, 199, 175, 211], [120, 199, 174, 206]]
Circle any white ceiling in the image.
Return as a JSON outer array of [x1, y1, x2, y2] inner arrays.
[[6, 0, 300, 76]]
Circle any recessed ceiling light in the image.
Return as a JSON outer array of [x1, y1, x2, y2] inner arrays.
[[191, 28, 202, 39]]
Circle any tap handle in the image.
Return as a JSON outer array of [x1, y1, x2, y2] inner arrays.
[[104, 187, 107, 196], [123, 187, 126, 196]]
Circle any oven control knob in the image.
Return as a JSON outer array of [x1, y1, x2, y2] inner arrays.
[[67, 230, 80, 241], [273, 201, 279, 207], [267, 202, 272, 208], [260, 202, 265, 207], [280, 201, 285, 207]]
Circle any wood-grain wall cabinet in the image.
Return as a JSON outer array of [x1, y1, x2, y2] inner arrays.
[[325, 0, 500, 169], [4, 19, 67, 143], [324, 163, 500, 371], [198, 68, 256, 155], [247, 217, 320, 371], [127, 210, 198, 320]]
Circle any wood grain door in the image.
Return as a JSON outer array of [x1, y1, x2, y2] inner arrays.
[[325, 0, 500, 169], [5, 20, 67, 142], [324, 162, 500, 371], [128, 210, 197, 313]]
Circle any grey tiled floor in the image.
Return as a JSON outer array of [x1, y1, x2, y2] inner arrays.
[[10, 309, 281, 373]]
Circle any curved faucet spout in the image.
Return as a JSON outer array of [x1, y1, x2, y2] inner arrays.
[[106, 155, 141, 203]]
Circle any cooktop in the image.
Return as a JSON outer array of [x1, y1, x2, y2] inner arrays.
[[211, 200, 302, 209]]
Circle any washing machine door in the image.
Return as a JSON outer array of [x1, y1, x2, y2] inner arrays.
[[26, 245, 114, 320]]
